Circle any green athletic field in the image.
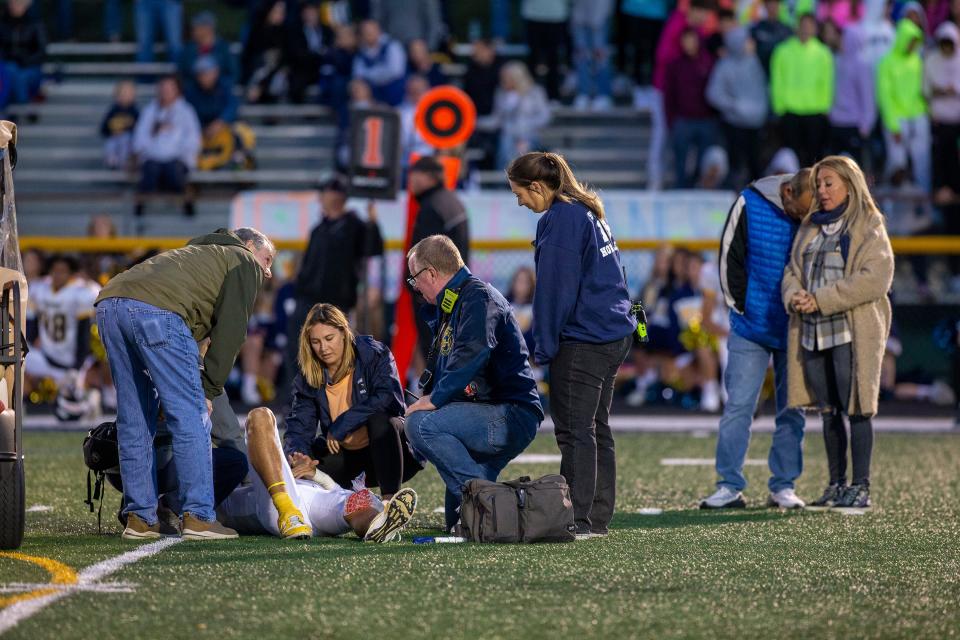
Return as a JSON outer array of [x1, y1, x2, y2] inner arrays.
[[3, 429, 959, 640]]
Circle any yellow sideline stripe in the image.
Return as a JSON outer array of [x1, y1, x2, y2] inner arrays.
[[0, 552, 78, 607], [18, 236, 960, 255]]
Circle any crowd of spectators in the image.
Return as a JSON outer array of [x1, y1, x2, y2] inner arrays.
[[10, 0, 960, 417], [3, 0, 958, 193]]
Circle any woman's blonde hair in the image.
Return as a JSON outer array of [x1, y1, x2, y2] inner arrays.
[[501, 60, 535, 93], [807, 155, 883, 228], [297, 303, 356, 388], [506, 151, 607, 219]]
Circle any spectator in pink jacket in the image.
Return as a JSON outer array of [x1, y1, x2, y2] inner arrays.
[[816, 0, 866, 28], [645, 0, 716, 190]]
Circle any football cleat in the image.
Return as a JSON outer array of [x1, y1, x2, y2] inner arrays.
[[364, 488, 417, 543], [278, 509, 312, 540]]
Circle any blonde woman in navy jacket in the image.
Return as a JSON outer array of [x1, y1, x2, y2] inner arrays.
[[507, 152, 636, 538]]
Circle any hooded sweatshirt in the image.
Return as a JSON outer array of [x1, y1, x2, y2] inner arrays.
[[706, 27, 769, 128], [532, 200, 636, 364], [816, 0, 866, 28], [860, 0, 896, 69], [663, 45, 715, 125], [924, 21, 960, 124], [96, 230, 264, 399], [877, 19, 927, 132], [770, 34, 835, 116], [653, 9, 711, 90], [830, 26, 877, 133], [132, 96, 202, 168]]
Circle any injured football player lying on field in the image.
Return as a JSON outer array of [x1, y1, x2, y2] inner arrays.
[[217, 407, 417, 542]]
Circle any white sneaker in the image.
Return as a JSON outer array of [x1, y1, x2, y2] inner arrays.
[[241, 378, 261, 406], [701, 381, 721, 412], [632, 85, 654, 110], [572, 94, 591, 110], [591, 95, 613, 111], [625, 387, 647, 407], [699, 486, 746, 509], [767, 488, 805, 509], [102, 385, 118, 412]]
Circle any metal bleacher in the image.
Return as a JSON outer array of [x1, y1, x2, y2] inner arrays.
[[14, 41, 651, 237]]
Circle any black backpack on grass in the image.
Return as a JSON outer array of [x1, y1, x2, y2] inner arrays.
[[82, 420, 119, 531], [460, 474, 575, 543]]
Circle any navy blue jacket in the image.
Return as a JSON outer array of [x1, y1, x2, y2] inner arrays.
[[533, 200, 636, 364], [184, 78, 239, 127], [422, 267, 543, 419], [283, 335, 404, 456]]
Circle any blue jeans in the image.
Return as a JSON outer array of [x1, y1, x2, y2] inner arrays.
[[2, 63, 42, 104], [104, 0, 123, 40], [405, 402, 540, 529], [490, 0, 511, 40], [715, 331, 805, 493], [112, 446, 248, 517], [135, 0, 182, 63], [571, 23, 611, 98], [671, 117, 719, 189], [57, 0, 74, 40], [96, 297, 215, 524]]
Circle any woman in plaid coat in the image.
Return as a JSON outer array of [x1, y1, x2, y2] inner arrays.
[[782, 155, 895, 511]]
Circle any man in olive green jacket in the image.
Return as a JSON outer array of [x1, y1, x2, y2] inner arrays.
[[95, 227, 274, 541]]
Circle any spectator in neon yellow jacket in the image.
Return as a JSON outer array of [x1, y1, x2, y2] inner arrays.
[[770, 13, 835, 166], [877, 18, 930, 192]]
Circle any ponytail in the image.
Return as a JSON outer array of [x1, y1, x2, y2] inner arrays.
[[506, 152, 606, 220]]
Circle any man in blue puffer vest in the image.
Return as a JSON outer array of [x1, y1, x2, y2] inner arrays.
[[700, 169, 813, 510]]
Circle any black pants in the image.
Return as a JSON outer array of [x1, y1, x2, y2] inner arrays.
[[932, 122, 960, 192], [723, 123, 763, 188], [802, 344, 873, 486], [525, 19, 567, 100], [829, 125, 866, 167], [781, 113, 829, 168], [549, 335, 631, 533], [311, 413, 422, 495], [622, 15, 664, 86], [138, 159, 188, 194]]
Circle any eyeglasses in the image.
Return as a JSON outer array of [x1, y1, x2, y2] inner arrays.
[[406, 266, 430, 289]]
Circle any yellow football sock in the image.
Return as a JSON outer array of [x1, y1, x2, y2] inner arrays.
[[271, 491, 297, 515]]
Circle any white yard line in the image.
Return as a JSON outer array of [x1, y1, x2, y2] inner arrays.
[[0, 537, 181, 635], [510, 454, 563, 464]]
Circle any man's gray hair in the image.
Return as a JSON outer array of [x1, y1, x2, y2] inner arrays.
[[233, 227, 275, 254], [407, 235, 464, 275]]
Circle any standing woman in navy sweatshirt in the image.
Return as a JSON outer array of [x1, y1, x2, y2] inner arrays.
[[507, 152, 637, 538]]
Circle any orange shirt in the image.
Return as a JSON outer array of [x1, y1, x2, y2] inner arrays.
[[325, 370, 353, 421], [325, 370, 369, 450]]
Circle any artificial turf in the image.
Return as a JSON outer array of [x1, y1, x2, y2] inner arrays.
[[2, 429, 959, 640]]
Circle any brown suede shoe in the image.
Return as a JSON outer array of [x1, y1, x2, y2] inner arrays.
[[181, 513, 239, 540], [122, 513, 161, 541]]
